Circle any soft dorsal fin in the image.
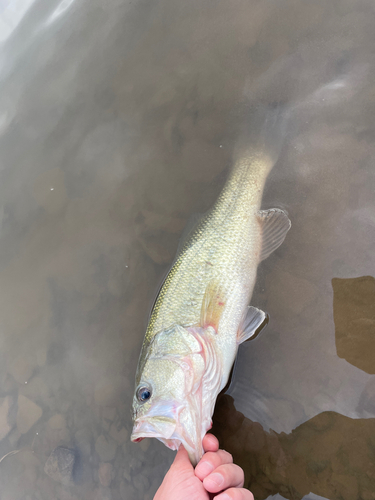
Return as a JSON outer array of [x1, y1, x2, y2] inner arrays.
[[200, 281, 226, 331], [257, 208, 291, 261], [176, 213, 204, 256], [237, 306, 268, 344]]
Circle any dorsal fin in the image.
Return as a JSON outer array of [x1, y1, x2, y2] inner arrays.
[[200, 281, 226, 331], [257, 208, 291, 261]]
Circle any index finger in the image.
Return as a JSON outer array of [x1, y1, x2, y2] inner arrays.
[[202, 433, 219, 453]]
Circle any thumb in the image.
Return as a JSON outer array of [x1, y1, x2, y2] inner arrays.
[[171, 444, 194, 472]]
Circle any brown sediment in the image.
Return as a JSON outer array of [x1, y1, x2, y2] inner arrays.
[[332, 276, 375, 374], [212, 394, 375, 500]]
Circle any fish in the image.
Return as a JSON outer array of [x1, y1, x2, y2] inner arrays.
[[131, 109, 291, 465]]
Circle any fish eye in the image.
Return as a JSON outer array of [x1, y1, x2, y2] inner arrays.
[[137, 385, 152, 403]]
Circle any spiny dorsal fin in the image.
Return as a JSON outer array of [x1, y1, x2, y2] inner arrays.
[[257, 208, 291, 261], [200, 281, 226, 331], [237, 306, 268, 344]]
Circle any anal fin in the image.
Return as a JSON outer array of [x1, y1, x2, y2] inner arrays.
[[257, 208, 291, 261], [237, 306, 268, 344]]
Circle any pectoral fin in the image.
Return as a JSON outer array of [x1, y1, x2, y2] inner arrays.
[[237, 306, 268, 344], [257, 208, 291, 261], [200, 282, 226, 331]]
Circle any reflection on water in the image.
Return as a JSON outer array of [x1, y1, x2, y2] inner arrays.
[[215, 276, 375, 500], [333, 276, 375, 375], [213, 394, 375, 500], [0, 0, 375, 499]]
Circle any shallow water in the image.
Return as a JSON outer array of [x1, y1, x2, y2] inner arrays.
[[0, 0, 375, 499]]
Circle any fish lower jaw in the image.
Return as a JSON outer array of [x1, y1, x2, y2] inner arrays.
[[131, 432, 181, 451], [130, 415, 209, 465], [130, 422, 176, 443], [131, 429, 187, 454]]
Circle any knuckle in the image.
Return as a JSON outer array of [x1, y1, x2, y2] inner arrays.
[[232, 464, 244, 487], [219, 449, 233, 463], [201, 451, 216, 463], [240, 488, 254, 500], [232, 463, 243, 473], [237, 464, 245, 478], [230, 488, 254, 500]]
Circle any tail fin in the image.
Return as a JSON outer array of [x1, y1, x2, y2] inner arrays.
[[233, 103, 290, 175]]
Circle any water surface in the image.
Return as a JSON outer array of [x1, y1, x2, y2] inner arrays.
[[0, 0, 375, 499]]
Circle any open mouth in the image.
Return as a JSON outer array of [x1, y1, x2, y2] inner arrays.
[[131, 416, 184, 453], [131, 416, 177, 441], [131, 410, 204, 465]]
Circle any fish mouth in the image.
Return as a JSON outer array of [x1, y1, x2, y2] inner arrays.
[[131, 416, 177, 442], [131, 416, 181, 451], [131, 408, 204, 465]]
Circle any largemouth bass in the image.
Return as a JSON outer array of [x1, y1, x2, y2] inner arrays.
[[131, 114, 291, 464]]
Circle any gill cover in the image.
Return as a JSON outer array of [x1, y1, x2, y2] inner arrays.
[[131, 324, 222, 464]]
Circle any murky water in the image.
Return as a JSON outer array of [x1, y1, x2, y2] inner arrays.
[[0, 0, 375, 499]]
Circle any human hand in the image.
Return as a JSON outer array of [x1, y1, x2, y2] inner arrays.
[[154, 434, 254, 500]]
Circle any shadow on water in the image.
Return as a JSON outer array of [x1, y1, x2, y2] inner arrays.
[[213, 394, 375, 500], [332, 276, 375, 375], [212, 276, 375, 500]]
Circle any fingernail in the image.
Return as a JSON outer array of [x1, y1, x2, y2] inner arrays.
[[215, 494, 230, 500], [195, 461, 214, 476], [205, 472, 224, 488]]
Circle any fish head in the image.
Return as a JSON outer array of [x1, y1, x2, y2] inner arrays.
[[131, 325, 219, 464]]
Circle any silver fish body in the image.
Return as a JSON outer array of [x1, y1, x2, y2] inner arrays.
[[131, 139, 291, 464]]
